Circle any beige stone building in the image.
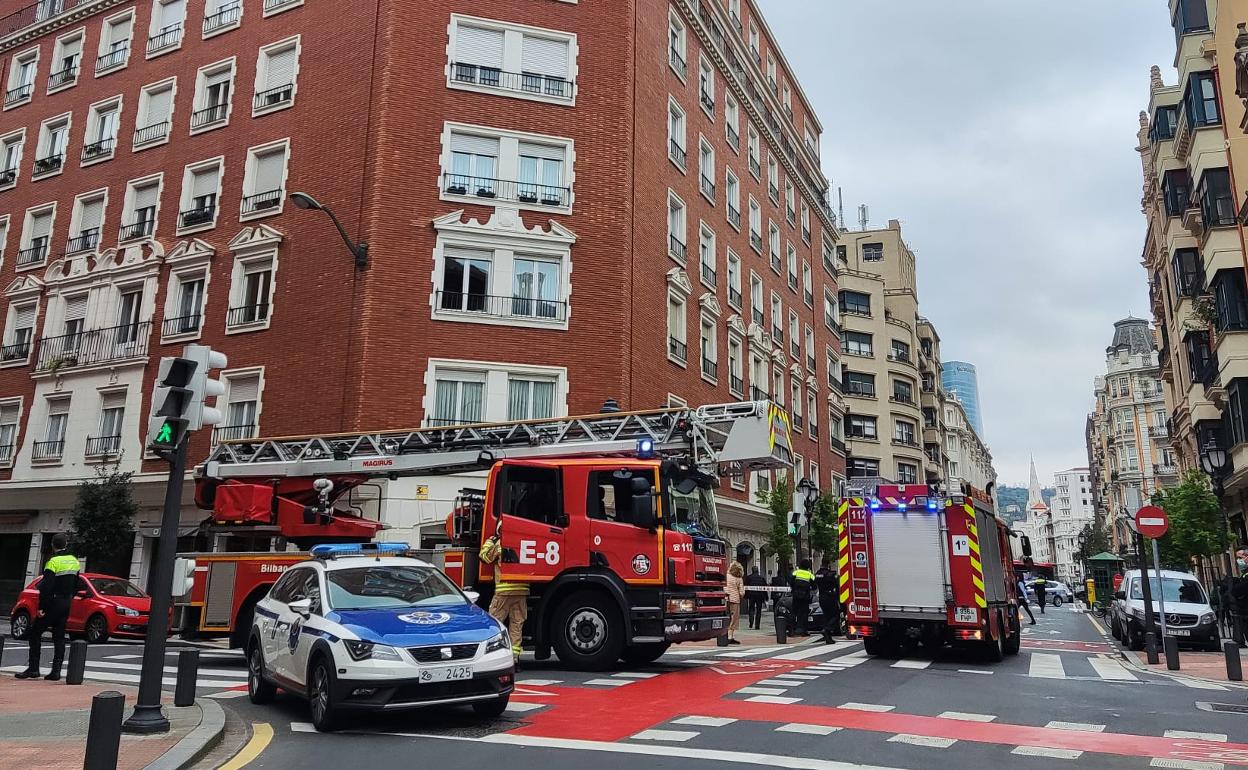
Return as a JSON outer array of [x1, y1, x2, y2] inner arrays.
[[1137, 0, 1248, 571]]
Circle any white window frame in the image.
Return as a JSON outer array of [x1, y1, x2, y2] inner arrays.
[[748, 195, 761, 252], [1, 300, 39, 367], [0, 128, 26, 190], [0, 214, 9, 267], [802, 260, 813, 306], [33, 112, 71, 180], [768, 221, 781, 273], [440, 122, 574, 214], [35, 395, 71, 464], [698, 54, 715, 117], [767, 155, 779, 202], [726, 249, 741, 310], [5, 46, 39, 110], [67, 187, 109, 254], [747, 125, 760, 179], [240, 138, 291, 221], [81, 95, 122, 167], [667, 291, 687, 366], [48, 29, 85, 93], [95, 10, 134, 76], [18, 202, 56, 271], [668, 9, 687, 81], [446, 15, 578, 106], [698, 221, 716, 290], [725, 168, 740, 230], [146, 0, 187, 59], [699, 313, 718, 384], [749, 272, 763, 325], [203, 0, 244, 40], [161, 261, 211, 342], [219, 367, 265, 439], [119, 172, 163, 243], [424, 358, 568, 426], [728, 334, 744, 397], [263, 0, 304, 17], [698, 136, 715, 203], [0, 397, 23, 467], [133, 77, 177, 150], [668, 97, 686, 171], [801, 202, 811, 243], [667, 189, 686, 264], [786, 241, 798, 288], [226, 249, 278, 334], [725, 91, 740, 151], [252, 35, 302, 117], [191, 57, 236, 134], [177, 156, 225, 235]]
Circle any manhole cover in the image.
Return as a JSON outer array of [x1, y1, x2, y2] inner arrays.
[[1195, 701, 1248, 715]]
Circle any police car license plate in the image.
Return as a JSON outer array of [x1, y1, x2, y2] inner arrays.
[[1166, 629, 1190, 637], [418, 665, 474, 683]]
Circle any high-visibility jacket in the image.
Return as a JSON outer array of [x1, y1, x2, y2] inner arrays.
[[39, 552, 81, 615], [479, 536, 529, 596], [791, 568, 815, 601]]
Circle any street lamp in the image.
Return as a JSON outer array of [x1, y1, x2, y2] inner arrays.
[[795, 477, 819, 563], [1198, 437, 1236, 577], [290, 192, 369, 269]]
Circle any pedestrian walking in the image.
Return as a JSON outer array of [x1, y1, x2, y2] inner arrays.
[[16, 533, 80, 681], [1016, 577, 1036, 625], [769, 570, 787, 610], [790, 559, 816, 637], [814, 559, 840, 644], [1032, 576, 1048, 614], [478, 531, 528, 667], [725, 561, 744, 644], [745, 566, 767, 629]]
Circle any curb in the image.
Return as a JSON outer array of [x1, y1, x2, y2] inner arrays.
[[142, 698, 226, 770]]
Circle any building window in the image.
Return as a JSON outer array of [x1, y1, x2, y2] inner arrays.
[[726, 169, 740, 229], [49, 31, 83, 91], [892, 378, 914, 404], [840, 290, 870, 316], [894, 419, 916, 446], [844, 331, 872, 357], [203, 0, 243, 38], [254, 37, 300, 114], [1, 303, 36, 362], [449, 17, 575, 103], [862, 242, 884, 262], [241, 140, 289, 218], [785, 178, 796, 224], [67, 191, 105, 253], [0, 400, 19, 465], [698, 55, 714, 116], [728, 336, 743, 396], [228, 257, 273, 329], [1184, 71, 1219, 128], [749, 354, 768, 400], [82, 98, 119, 164], [442, 125, 571, 210], [668, 98, 686, 168], [5, 48, 38, 108], [774, 367, 785, 407], [890, 339, 911, 363], [699, 138, 715, 201], [1197, 168, 1235, 228], [748, 23, 760, 61], [667, 292, 687, 364], [845, 371, 875, 398], [18, 205, 54, 268], [88, 391, 126, 457], [699, 224, 716, 288], [725, 92, 739, 149], [788, 311, 799, 358], [747, 125, 760, 178], [1150, 105, 1178, 143], [897, 462, 918, 484], [35, 398, 70, 461], [768, 222, 781, 273], [1172, 248, 1203, 296], [791, 380, 802, 429], [801, 204, 810, 243], [668, 11, 686, 79], [750, 273, 764, 326], [767, 156, 779, 202], [507, 377, 556, 420], [147, 0, 186, 57], [33, 114, 69, 177], [1213, 268, 1248, 333], [824, 290, 839, 331], [1172, 0, 1210, 37], [668, 190, 686, 262], [786, 243, 798, 290], [770, 293, 783, 341], [96, 11, 133, 74], [218, 371, 261, 440], [192, 60, 234, 131], [748, 197, 762, 252], [120, 176, 160, 241], [134, 79, 175, 148], [700, 316, 717, 382], [805, 325, 815, 371], [726, 250, 742, 309], [1162, 169, 1191, 218], [178, 158, 222, 232], [164, 271, 205, 338], [0, 130, 24, 187], [850, 458, 880, 478], [803, 262, 814, 307]]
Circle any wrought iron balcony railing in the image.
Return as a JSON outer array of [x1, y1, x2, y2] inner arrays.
[[226, 304, 270, 327], [441, 173, 570, 208], [241, 189, 283, 214], [203, 2, 241, 34], [449, 63, 572, 99], [96, 45, 128, 73], [435, 291, 567, 322], [253, 83, 294, 111], [35, 321, 151, 371]]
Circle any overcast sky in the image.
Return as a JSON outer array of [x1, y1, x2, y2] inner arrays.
[[758, 1, 1176, 486]]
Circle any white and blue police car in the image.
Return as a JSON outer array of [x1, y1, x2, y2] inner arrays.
[[246, 543, 514, 731]]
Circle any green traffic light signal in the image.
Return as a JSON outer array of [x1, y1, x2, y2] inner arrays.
[[156, 421, 174, 445]]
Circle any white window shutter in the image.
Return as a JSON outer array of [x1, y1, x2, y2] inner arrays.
[[254, 149, 286, 192], [134, 184, 159, 210], [63, 295, 88, 321], [443, 246, 491, 263], [455, 25, 504, 68], [160, 0, 185, 27], [206, 67, 231, 87], [229, 375, 260, 402], [101, 390, 126, 409], [79, 199, 103, 230], [14, 305, 35, 328], [0, 404, 16, 424], [32, 212, 52, 237], [520, 35, 568, 77], [191, 167, 218, 198], [264, 46, 297, 89], [517, 141, 563, 161], [450, 133, 499, 156], [145, 87, 172, 124]]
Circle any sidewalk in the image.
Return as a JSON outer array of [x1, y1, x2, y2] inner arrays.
[[1126, 647, 1248, 687], [674, 608, 832, 648], [0, 675, 221, 770]]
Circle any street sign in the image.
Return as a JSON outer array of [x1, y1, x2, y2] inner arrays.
[[1135, 505, 1169, 539]]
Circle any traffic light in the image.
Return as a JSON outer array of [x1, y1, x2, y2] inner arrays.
[[147, 356, 198, 452], [182, 344, 228, 430]]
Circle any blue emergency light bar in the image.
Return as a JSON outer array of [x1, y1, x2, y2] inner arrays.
[[310, 542, 410, 560], [637, 438, 655, 458], [927, 497, 940, 512]]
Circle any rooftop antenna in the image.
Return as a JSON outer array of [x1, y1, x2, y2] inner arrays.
[[837, 187, 844, 232], [858, 204, 869, 231]]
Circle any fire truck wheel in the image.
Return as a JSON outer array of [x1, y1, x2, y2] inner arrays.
[[1002, 613, 1021, 656], [551, 590, 625, 671], [621, 642, 671, 665], [247, 642, 276, 704], [982, 615, 1005, 662], [863, 636, 894, 657]]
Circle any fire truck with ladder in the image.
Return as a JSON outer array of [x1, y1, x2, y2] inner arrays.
[[176, 400, 793, 669], [837, 482, 1032, 660]]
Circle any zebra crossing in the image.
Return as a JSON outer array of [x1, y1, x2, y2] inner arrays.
[[0, 644, 248, 695]]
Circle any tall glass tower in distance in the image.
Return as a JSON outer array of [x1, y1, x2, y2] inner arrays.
[[942, 361, 984, 436]]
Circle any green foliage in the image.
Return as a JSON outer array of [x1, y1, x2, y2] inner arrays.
[[1149, 471, 1224, 569], [808, 492, 839, 564], [757, 473, 794, 572], [68, 468, 137, 575], [1075, 519, 1112, 562]]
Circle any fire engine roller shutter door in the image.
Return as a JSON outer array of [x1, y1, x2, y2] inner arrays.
[[978, 511, 1007, 603], [204, 560, 238, 627], [870, 510, 945, 610]]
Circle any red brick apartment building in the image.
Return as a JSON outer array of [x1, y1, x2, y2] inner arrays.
[[0, 0, 844, 597]]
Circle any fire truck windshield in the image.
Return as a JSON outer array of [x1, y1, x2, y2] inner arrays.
[[667, 478, 719, 537]]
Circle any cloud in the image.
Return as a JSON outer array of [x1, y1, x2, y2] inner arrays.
[[757, 0, 1175, 485]]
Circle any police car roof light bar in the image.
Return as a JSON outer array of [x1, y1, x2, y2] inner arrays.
[[309, 542, 410, 560]]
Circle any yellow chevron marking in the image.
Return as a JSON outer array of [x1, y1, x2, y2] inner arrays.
[[968, 539, 981, 556], [839, 590, 850, 603], [974, 595, 987, 608], [838, 536, 849, 551], [964, 503, 974, 515], [970, 557, 983, 574], [972, 576, 985, 592], [838, 555, 850, 570], [837, 501, 849, 515], [853, 498, 864, 507]]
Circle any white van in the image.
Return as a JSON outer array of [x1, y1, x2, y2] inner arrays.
[[1110, 569, 1219, 652]]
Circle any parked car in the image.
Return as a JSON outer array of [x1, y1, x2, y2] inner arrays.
[[1109, 569, 1219, 652], [1026, 580, 1075, 606], [9, 573, 152, 644]]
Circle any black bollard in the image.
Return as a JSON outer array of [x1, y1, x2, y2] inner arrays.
[[1163, 635, 1180, 671], [1225, 639, 1243, 682], [83, 691, 125, 770], [174, 649, 199, 707], [66, 640, 88, 685], [0, 634, 5, 665], [717, 633, 729, 647], [1145, 632, 1160, 664], [775, 605, 788, 644]]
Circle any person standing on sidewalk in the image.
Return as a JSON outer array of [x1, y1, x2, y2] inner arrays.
[[725, 561, 744, 644], [478, 531, 528, 666], [815, 559, 840, 645], [744, 566, 767, 629], [790, 559, 816, 637], [16, 534, 80, 681]]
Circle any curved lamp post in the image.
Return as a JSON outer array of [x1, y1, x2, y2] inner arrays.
[[290, 192, 369, 269]]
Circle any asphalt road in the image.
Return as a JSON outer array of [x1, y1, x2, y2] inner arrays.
[[6, 607, 1248, 769]]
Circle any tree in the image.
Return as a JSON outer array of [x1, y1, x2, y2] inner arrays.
[[1149, 471, 1223, 569], [68, 468, 138, 576], [757, 473, 794, 573], [808, 492, 839, 564], [1075, 519, 1111, 562]]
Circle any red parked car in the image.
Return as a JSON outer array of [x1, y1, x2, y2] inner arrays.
[[9, 572, 152, 644]]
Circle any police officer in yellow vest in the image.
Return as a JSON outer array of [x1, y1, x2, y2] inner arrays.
[[17, 534, 81, 681], [479, 533, 528, 665], [790, 558, 816, 637]]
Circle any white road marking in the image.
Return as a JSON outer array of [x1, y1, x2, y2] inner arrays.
[[1028, 653, 1066, 679], [1089, 657, 1137, 681], [290, 722, 316, 733], [757, 679, 803, 687], [1164, 731, 1228, 742], [517, 678, 562, 686], [0, 666, 244, 689], [889, 660, 931, 670], [1149, 759, 1225, 770], [776, 723, 842, 735], [937, 711, 996, 722], [718, 646, 788, 658], [745, 695, 802, 704], [503, 702, 545, 713], [665, 648, 716, 656], [1176, 678, 1230, 691], [772, 673, 820, 681], [632, 729, 699, 742], [584, 678, 630, 687], [737, 686, 789, 695], [887, 734, 956, 748], [673, 716, 737, 727], [83, 660, 246, 678], [1010, 746, 1082, 759], [957, 669, 994, 675], [205, 690, 247, 699], [839, 702, 895, 712], [612, 672, 658, 679], [104, 654, 142, 660], [1044, 721, 1106, 733], [773, 645, 851, 661]]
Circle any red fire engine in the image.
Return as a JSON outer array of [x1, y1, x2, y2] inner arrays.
[[837, 482, 1030, 660], [175, 400, 793, 669]]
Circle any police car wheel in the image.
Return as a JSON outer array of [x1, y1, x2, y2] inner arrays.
[[551, 591, 624, 671], [308, 658, 339, 732], [1052, 596, 1063, 607], [472, 695, 510, 719], [84, 614, 109, 644], [10, 610, 30, 640], [247, 643, 276, 704]]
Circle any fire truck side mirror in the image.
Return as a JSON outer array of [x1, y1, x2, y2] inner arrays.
[[1019, 535, 1033, 558], [631, 476, 656, 530]]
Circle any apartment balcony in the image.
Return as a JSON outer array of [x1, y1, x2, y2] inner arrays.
[[1148, 425, 1168, 438], [35, 321, 151, 373], [262, 0, 299, 12], [887, 352, 913, 367], [214, 423, 256, 443], [669, 48, 687, 79], [749, 232, 762, 252], [669, 235, 686, 262], [65, 228, 99, 254], [830, 436, 846, 454], [95, 46, 128, 74], [191, 103, 228, 130], [750, 386, 767, 402], [226, 304, 271, 329], [730, 374, 743, 395], [203, 2, 241, 35], [33, 153, 63, 175], [81, 138, 115, 161], [700, 175, 715, 201], [1155, 464, 1179, 476], [32, 439, 64, 462], [669, 140, 687, 168], [146, 23, 183, 55], [449, 63, 573, 101], [179, 204, 217, 229], [749, 156, 761, 178], [134, 121, 170, 147], [751, 308, 763, 327], [0, 167, 15, 186], [700, 263, 716, 287], [701, 358, 718, 380], [241, 189, 283, 215], [253, 83, 294, 112], [726, 125, 739, 150], [3, 82, 31, 106], [727, 205, 741, 230], [699, 90, 714, 115], [0, 341, 31, 362], [161, 314, 202, 338], [889, 395, 915, 406], [892, 436, 920, 449], [728, 287, 742, 308], [119, 219, 155, 242], [16, 239, 48, 266], [441, 174, 570, 208], [793, 413, 804, 431], [668, 337, 687, 363], [84, 434, 121, 458], [435, 291, 567, 323], [48, 65, 76, 88]]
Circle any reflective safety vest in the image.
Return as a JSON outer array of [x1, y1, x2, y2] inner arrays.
[[40, 553, 81, 610], [479, 537, 529, 596]]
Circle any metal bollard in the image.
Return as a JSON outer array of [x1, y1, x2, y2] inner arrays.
[[1145, 632, 1160, 664], [83, 691, 125, 770], [0, 634, 5, 665], [717, 633, 729, 647], [174, 649, 199, 707], [66, 640, 88, 685], [1163, 635, 1180, 671], [774, 606, 788, 644], [1225, 639, 1243, 682]]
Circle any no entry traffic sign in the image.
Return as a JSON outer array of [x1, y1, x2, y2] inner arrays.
[[1134, 505, 1169, 539]]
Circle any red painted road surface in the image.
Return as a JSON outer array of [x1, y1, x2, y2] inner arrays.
[[508, 659, 1248, 766], [1020, 638, 1116, 653]]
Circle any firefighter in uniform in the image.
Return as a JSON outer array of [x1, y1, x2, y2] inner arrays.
[[479, 533, 528, 665], [16, 534, 80, 681]]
